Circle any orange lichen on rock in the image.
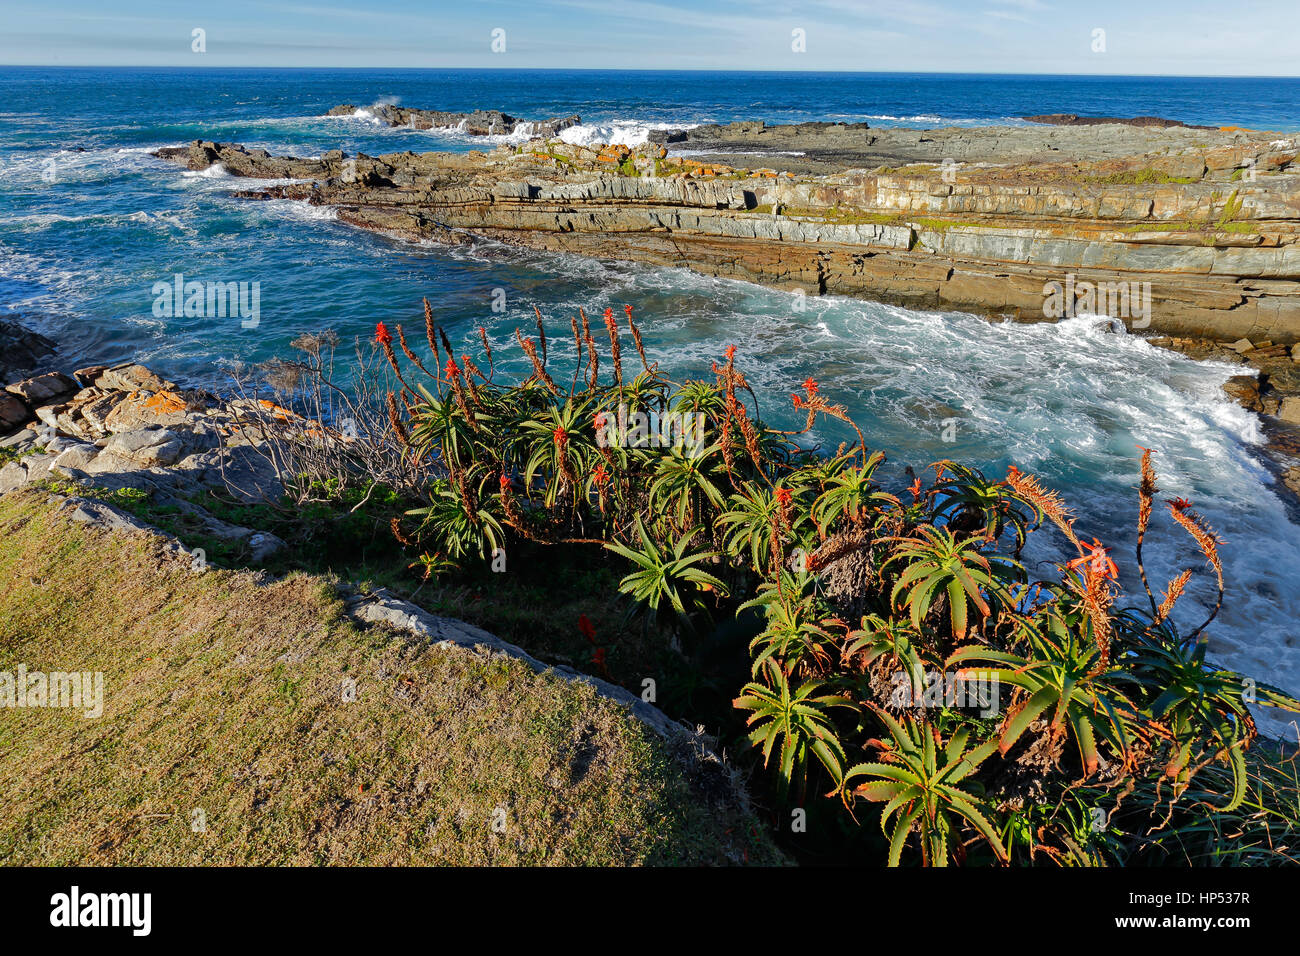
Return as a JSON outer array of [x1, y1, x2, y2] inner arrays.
[[143, 390, 187, 414]]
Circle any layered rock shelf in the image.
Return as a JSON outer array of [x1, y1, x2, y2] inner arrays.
[[155, 115, 1300, 347]]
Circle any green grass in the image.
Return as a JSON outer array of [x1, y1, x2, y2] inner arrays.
[[1081, 168, 1202, 185], [0, 445, 42, 467], [0, 490, 784, 865], [1216, 189, 1245, 230]]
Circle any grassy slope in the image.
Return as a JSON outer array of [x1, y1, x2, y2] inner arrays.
[[0, 491, 782, 865]]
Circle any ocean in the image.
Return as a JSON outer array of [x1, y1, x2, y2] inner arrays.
[[2, 67, 1299, 735]]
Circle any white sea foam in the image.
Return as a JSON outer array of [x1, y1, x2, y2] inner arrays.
[[182, 163, 233, 180], [257, 198, 338, 222], [0, 211, 177, 234], [555, 121, 696, 148]]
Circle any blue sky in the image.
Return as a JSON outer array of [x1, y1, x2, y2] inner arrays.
[[2, 0, 1297, 75]]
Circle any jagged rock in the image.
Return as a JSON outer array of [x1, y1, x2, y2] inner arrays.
[[44, 436, 84, 455], [152, 141, 328, 180], [0, 428, 38, 450], [73, 366, 108, 387], [76, 391, 128, 437], [0, 462, 26, 494], [1293, 344, 1300, 362], [51, 442, 100, 477], [91, 363, 176, 393], [1261, 362, 1300, 397], [5, 371, 78, 405], [246, 532, 285, 563], [1230, 338, 1256, 353], [0, 452, 55, 494], [328, 104, 580, 138], [1022, 113, 1215, 130], [53, 496, 192, 555], [100, 427, 184, 468], [102, 390, 195, 432], [1223, 376, 1263, 411], [0, 392, 30, 433], [0, 320, 57, 384]]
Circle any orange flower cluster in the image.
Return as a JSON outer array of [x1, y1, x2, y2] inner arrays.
[[1066, 538, 1118, 581]]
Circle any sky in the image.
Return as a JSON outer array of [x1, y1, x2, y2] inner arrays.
[[1, 0, 1298, 75]]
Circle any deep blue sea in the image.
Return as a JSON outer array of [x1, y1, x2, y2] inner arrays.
[[2, 68, 1299, 732]]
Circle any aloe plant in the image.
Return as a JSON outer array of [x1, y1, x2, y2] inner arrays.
[[885, 526, 1023, 642], [734, 669, 853, 797], [841, 706, 1007, 866], [604, 519, 728, 628]]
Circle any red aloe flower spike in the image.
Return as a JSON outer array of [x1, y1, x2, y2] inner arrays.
[[775, 486, 793, 507], [592, 463, 610, 486], [553, 425, 568, 446], [802, 377, 819, 395], [578, 614, 596, 643], [1067, 538, 1118, 581], [1168, 497, 1193, 512], [375, 321, 393, 346]]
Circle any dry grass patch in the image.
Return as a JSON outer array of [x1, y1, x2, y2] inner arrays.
[[0, 491, 781, 866]]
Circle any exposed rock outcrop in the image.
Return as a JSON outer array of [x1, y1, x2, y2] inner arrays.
[[0, 332, 292, 562]]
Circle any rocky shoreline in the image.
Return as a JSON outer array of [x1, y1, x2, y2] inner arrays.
[[154, 113, 1300, 351], [0, 317, 292, 558]]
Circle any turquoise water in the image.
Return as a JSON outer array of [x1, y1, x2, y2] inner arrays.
[[2, 68, 1299, 732]]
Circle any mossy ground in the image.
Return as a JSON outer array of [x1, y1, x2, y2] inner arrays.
[[0, 490, 784, 865]]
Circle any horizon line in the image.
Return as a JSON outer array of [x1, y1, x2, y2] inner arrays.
[[2, 64, 1298, 80]]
